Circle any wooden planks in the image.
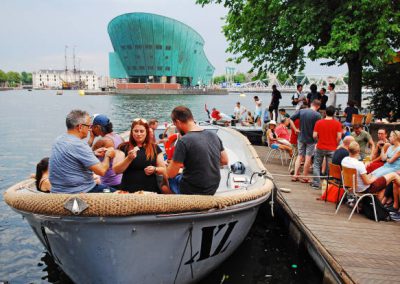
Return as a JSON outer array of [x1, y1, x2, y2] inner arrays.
[[254, 145, 400, 284]]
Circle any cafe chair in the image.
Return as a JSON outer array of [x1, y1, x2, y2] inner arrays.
[[363, 113, 374, 133], [265, 144, 288, 166], [325, 163, 343, 208], [351, 114, 365, 126], [335, 166, 378, 222]]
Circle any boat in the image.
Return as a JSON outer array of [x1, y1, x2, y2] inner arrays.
[[56, 91, 63, 96], [230, 124, 264, 145], [4, 125, 273, 283]]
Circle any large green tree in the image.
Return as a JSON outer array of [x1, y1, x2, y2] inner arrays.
[[0, 70, 7, 87], [197, 0, 400, 106], [6, 71, 21, 87]]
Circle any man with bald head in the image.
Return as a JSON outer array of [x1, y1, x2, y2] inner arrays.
[[332, 135, 355, 166]]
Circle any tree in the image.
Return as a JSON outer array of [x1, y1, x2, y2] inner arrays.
[[233, 73, 246, 83], [21, 71, 32, 84], [6, 71, 21, 87], [0, 70, 7, 87], [213, 75, 226, 84], [364, 62, 400, 119], [196, 0, 400, 106]]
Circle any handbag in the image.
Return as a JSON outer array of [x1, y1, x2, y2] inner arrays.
[[320, 184, 344, 203]]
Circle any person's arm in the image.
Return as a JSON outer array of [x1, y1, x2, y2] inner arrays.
[[220, 150, 229, 166], [361, 173, 377, 185], [313, 130, 318, 140], [113, 148, 137, 174], [289, 119, 300, 133], [167, 160, 183, 178], [89, 149, 114, 176], [368, 137, 375, 156], [387, 149, 400, 164], [92, 138, 114, 151], [88, 130, 95, 147]]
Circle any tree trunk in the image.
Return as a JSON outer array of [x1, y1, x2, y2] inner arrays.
[[347, 57, 363, 107]]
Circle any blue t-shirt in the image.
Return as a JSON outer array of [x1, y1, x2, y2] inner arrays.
[[49, 133, 100, 193]]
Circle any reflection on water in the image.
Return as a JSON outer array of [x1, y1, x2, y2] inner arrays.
[[0, 90, 339, 282]]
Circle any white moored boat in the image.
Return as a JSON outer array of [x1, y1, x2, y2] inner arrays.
[[4, 126, 273, 283]]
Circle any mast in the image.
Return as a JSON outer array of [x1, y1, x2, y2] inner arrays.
[[73, 45, 76, 84]]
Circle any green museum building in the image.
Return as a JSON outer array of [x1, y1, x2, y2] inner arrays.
[[108, 13, 215, 87]]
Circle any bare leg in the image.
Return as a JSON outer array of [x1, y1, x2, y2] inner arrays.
[[294, 155, 304, 177], [303, 155, 312, 178]]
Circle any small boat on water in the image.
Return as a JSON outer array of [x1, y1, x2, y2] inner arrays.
[[4, 125, 272, 283], [56, 91, 63, 96]]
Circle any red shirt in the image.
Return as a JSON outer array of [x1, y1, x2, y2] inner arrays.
[[314, 119, 342, 151], [289, 119, 300, 145], [275, 124, 290, 141], [211, 110, 222, 120]]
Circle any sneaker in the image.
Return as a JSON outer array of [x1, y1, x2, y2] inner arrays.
[[310, 184, 320, 190], [389, 211, 400, 221]]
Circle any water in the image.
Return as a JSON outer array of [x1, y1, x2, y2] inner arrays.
[[0, 89, 345, 283]]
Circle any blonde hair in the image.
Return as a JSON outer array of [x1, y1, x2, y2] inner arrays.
[[348, 141, 360, 155], [391, 130, 400, 140]]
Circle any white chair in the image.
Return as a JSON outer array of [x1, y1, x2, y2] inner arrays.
[[335, 166, 378, 222], [265, 144, 289, 166]]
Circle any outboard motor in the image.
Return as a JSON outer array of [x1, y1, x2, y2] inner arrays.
[[230, 161, 246, 174]]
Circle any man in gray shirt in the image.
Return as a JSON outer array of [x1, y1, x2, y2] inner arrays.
[[167, 106, 229, 195], [290, 100, 321, 183], [50, 109, 115, 193]]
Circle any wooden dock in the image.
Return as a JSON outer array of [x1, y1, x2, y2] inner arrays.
[[254, 145, 400, 284]]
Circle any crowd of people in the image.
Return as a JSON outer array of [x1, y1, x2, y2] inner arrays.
[[34, 106, 228, 196]]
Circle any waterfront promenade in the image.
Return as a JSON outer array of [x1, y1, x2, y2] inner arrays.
[[254, 145, 400, 284]]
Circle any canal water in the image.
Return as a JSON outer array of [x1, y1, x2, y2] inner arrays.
[[0, 90, 348, 283]]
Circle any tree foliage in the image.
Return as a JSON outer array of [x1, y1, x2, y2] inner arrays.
[[364, 62, 400, 119], [21, 71, 32, 84], [0, 70, 7, 85], [6, 71, 21, 87], [196, 0, 400, 105]]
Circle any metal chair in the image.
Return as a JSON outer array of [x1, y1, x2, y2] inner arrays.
[[335, 166, 378, 222], [265, 145, 289, 166], [324, 163, 343, 208]]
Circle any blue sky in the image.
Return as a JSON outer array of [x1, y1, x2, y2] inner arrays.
[[0, 0, 347, 76]]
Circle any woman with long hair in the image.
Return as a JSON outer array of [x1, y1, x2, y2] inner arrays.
[[113, 118, 171, 194], [35, 157, 51, 192]]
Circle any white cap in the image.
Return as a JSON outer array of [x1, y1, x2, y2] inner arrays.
[[269, 120, 277, 125]]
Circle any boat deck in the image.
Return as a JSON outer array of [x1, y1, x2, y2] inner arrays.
[[254, 145, 400, 284]]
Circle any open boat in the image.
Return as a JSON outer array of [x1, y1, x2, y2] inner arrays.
[[4, 126, 272, 283]]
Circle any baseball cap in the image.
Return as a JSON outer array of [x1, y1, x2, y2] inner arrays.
[[269, 120, 277, 125], [93, 114, 110, 126]]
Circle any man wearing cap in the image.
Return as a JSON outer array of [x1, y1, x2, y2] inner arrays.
[[351, 124, 374, 160], [49, 109, 115, 194], [89, 114, 124, 189]]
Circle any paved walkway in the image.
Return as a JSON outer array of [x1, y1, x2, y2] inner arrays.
[[254, 145, 400, 284]]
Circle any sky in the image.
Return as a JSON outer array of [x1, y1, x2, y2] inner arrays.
[[0, 0, 347, 77]]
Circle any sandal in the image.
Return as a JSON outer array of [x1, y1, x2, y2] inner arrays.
[[291, 177, 299, 182], [300, 178, 311, 183]]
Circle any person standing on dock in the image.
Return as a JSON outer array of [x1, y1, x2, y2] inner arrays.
[[167, 106, 229, 195], [290, 100, 322, 183], [49, 109, 115, 193], [233, 102, 247, 125], [292, 84, 305, 110], [269, 85, 281, 121], [253, 96, 263, 126], [326, 83, 337, 108], [311, 106, 342, 189]]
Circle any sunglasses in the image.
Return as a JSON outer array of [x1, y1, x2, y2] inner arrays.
[[80, 123, 92, 128], [133, 118, 148, 123]]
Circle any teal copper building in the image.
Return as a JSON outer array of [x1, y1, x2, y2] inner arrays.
[[108, 13, 215, 86]]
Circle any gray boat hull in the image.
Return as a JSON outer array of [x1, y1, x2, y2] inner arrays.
[[19, 196, 266, 284]]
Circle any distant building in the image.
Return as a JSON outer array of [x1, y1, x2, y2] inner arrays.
[[108, 13, 215, 87], [32, 70, 99, 90]]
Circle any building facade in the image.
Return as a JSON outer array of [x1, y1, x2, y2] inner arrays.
[[108, 13, 215, 86], [32, 70, 99, 90]]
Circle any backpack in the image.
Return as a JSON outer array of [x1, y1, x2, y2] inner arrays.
[[360, 196, 390, 221], [291, 94, 298, 106]]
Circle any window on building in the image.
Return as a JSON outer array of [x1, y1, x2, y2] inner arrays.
[[148, 66, 154, 70], [127, 45, 133, 49], [155, 45, 162, 49], [135, 45, 142, 49], [133, 66, 137, 70], [157, 66, 162, 71], [139, 66, 145, 70], [165, 67, 171, 71], [121, 45, 126, 49], [145, 44, 152, 49], [135, 55, 141, 59], [149, 55, 153, 59], [194, 50, 197, 54], [165, 56, 169, 59], [165, 45, 171, 50]]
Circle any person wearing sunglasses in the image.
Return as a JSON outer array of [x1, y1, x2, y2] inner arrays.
[[113, 118, 171, 194], [49, 109, 116, 194], [167, 106, 229, 195]]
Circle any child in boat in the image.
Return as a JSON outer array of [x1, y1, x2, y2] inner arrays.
[[35, 157, 51, 193]]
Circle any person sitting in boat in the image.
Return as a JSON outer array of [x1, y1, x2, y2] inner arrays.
[[148, 118, 159, 144], [88, 114, 124, 190], [35, 157, 51, 193], [242, 111, 255, 126], [211, 108, 230, 126], [266, 120, 293, 157], [167, 106, 229, 195], [113, 118, 172, 194], [49, 109, 116, 194]]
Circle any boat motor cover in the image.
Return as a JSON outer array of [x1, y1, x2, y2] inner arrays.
[[230, 161, 246, 174]]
